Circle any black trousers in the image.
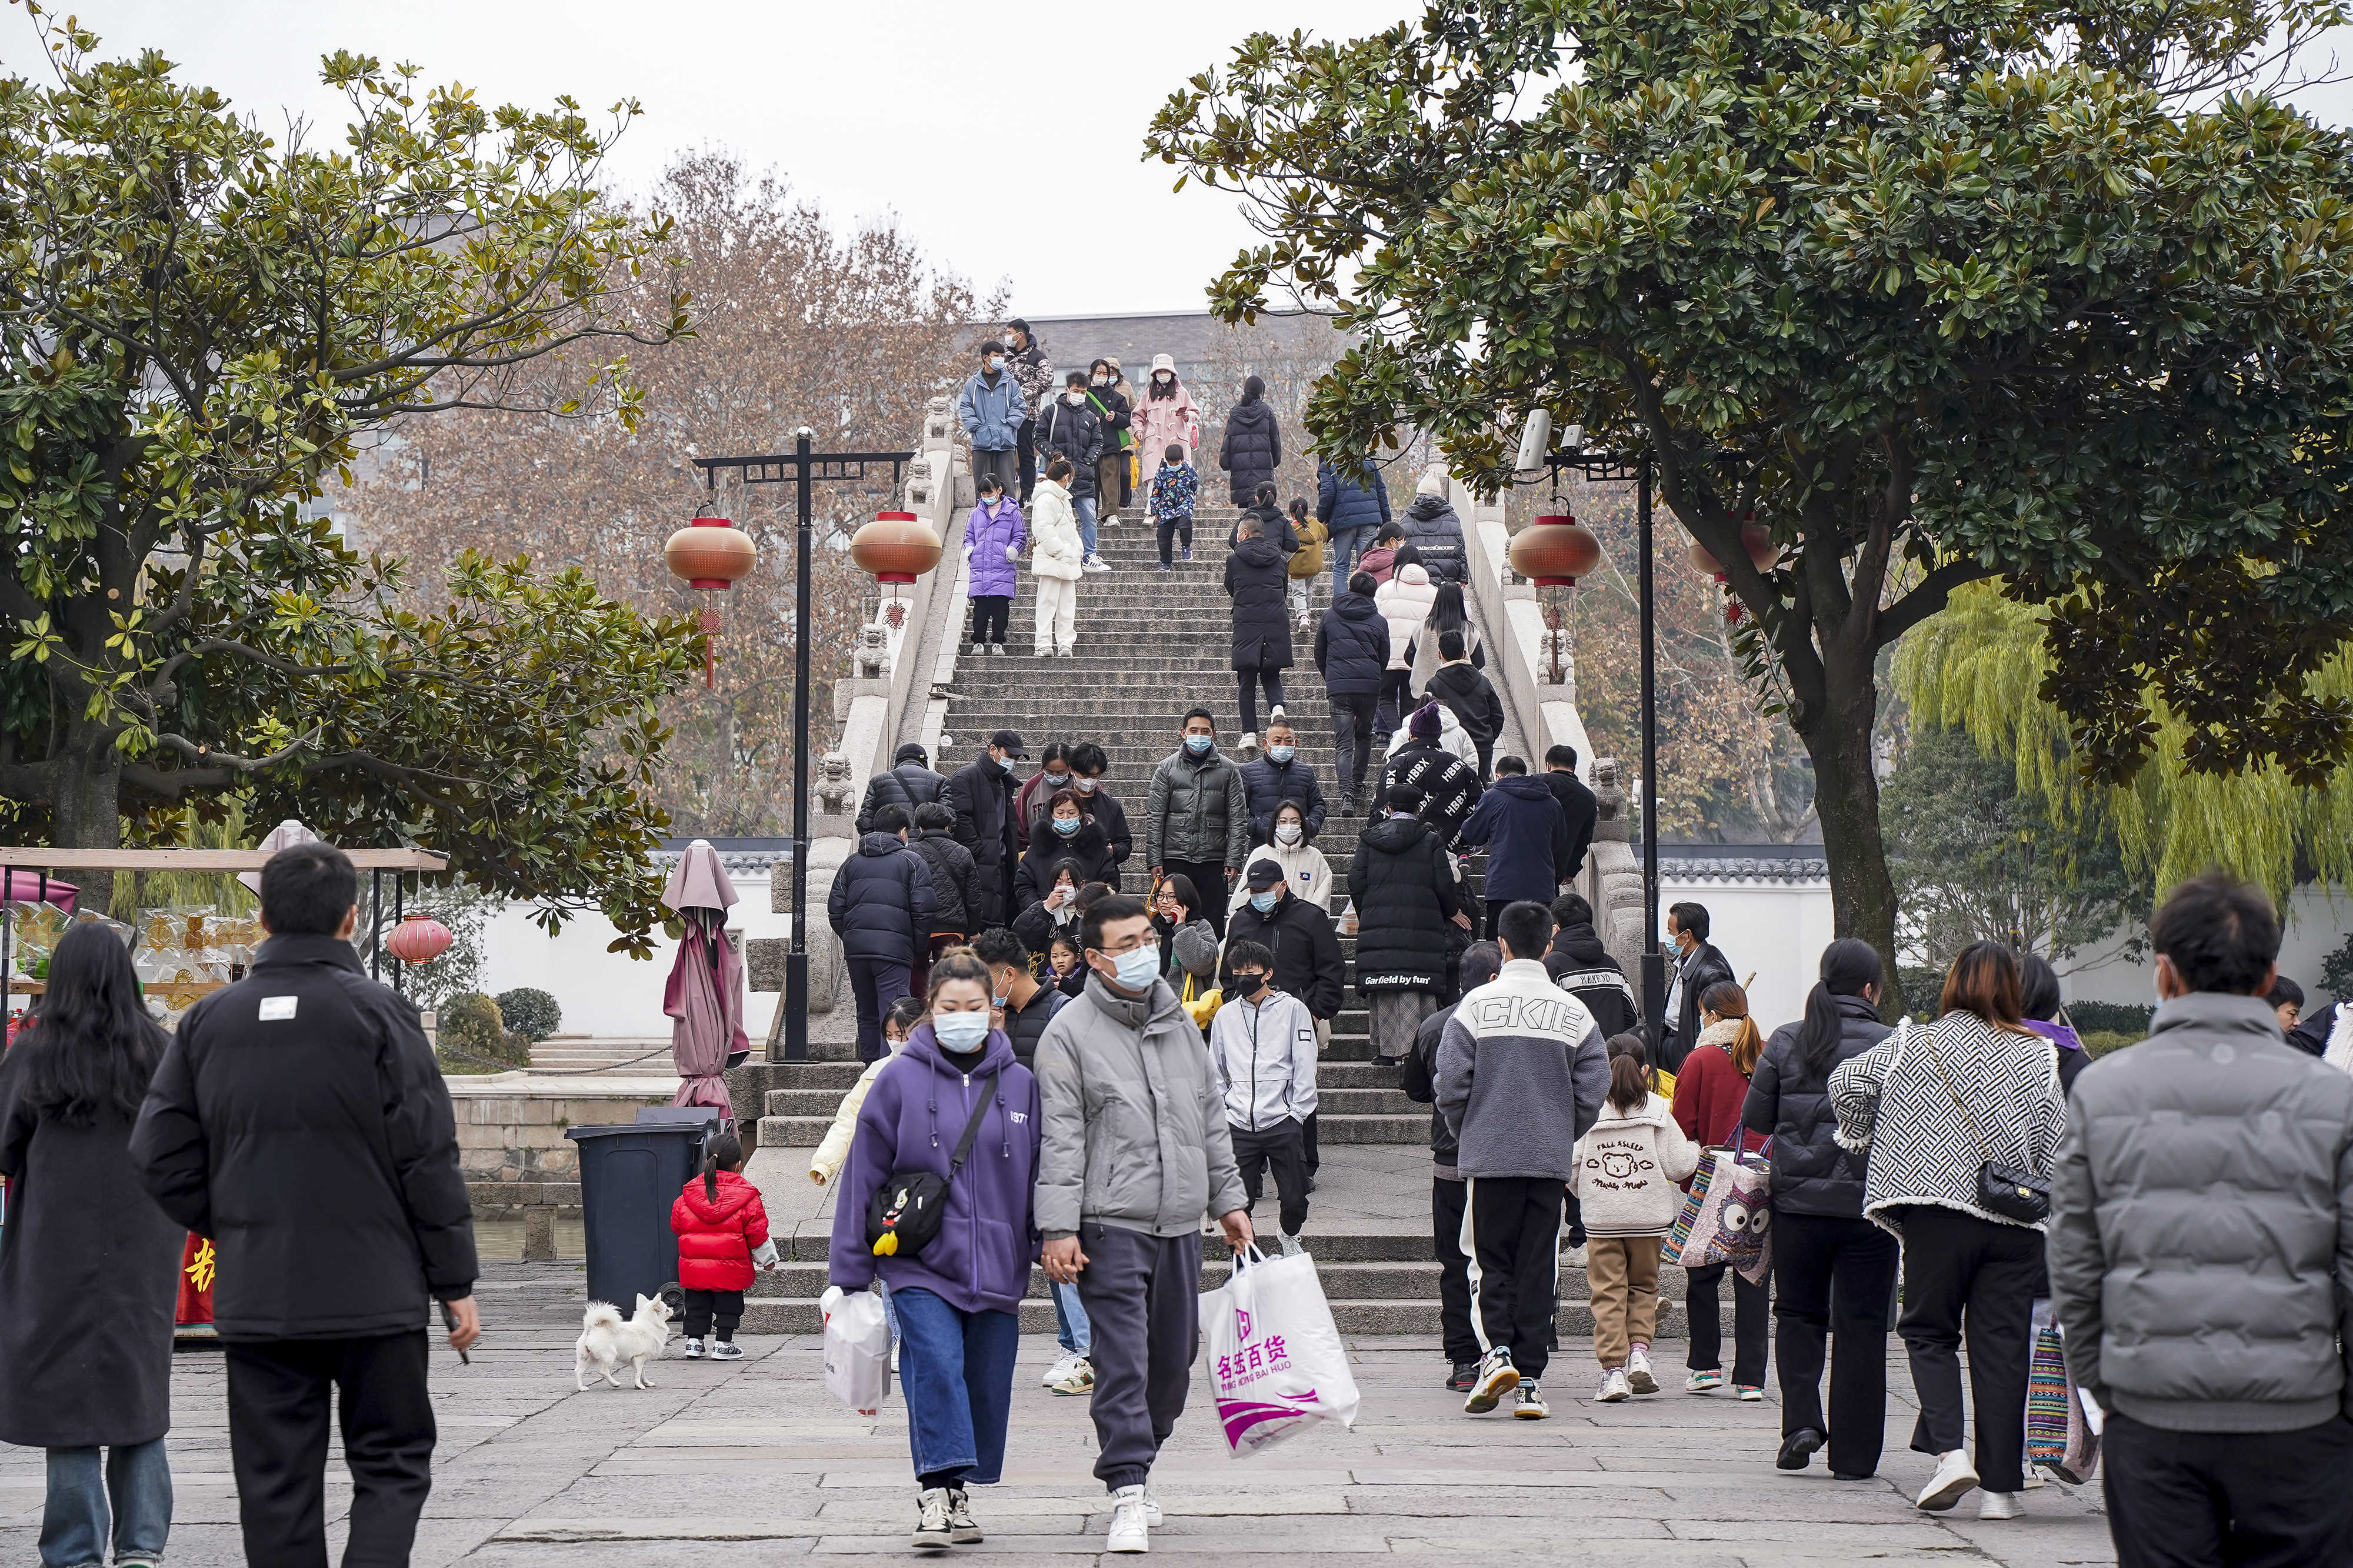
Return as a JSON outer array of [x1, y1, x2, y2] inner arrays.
[[1432, 1175, 1479, 1365], [1329, 691, 1379, 798], [1686, 1262, 1771, 1386], [1157, 511, 1193, 566], [847, 957, 912, 1064], [968, 595, 1011, 646], [1774, 1209, 1900, 1476], [1237, 668, 1287, 738], [2104, 1412, 2353, 1567], [1894, 1205, 2043, 1492], [1161, 858, 1229, 938], [1464, 1175, 1564, 1380], [1076, 1223, 1201, 1492], [1230, 1118, 1309, 1236], [1016, 416, 1037, 502], [1375, 669, 1415, 737], [682, 1288, 745, 1342], [225, 1330, 435, 1568], [1302, 1110, 1319, 1176]]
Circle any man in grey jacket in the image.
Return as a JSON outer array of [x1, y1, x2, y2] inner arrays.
[[2050, 872, 2353, 1563], [1436, 900, 1611, 1419], [1036, 894, 1252, 1553]]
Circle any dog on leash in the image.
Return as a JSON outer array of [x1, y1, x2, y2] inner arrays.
[[575, 1293, 672, 1390]]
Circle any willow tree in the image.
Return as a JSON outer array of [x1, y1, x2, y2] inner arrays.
[[1147, 0, 2353, 1010]]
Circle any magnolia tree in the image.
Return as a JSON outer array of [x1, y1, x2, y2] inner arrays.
[[1148, 0, 2353, 1010], [0, 10, 701, 942]]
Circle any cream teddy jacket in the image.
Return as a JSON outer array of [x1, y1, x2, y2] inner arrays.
[[1571, 1091, 1702, 1237]]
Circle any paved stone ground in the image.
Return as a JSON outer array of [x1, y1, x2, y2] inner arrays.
[[0, 1260, 2117, 1565]]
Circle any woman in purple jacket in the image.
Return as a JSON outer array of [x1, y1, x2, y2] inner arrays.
[[964, 473, 1027, 655], [831, 950, 1042, 1550]]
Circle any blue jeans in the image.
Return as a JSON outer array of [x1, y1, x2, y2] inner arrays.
[[890, 1286, 1019, 1486], [1052, 1279, 1092, 1356], [43, 1440, 171, 1568], [1329, 524, 1376, 595], [1075, 494, 1098, 557]]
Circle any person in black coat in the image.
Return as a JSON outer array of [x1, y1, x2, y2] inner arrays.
[[1542, 745, 1601, 885], [1544, 893, 1640, 1038], [946, 730, 1025, 926], [1068, 740, 1133, 885], [1011, 856, 1089, 959], [826, 808, 941, 1063], [1350, 789, 1474, 1060], [1665, 900, 1736, 1073], [1316, 573, 1392, 810], [1224, 515, 1295, 745], [1218, 863, 1346, 1024], [1241, 722, 1329, 844], [2, 925, 184, 1566], [1741, 937, 1899, 1480], [972, 927, 1069, 1069], [1379, 702, 1483, 850], [1085, 358, 1132, 521], [1218, 374, 1282, 507], [1034, 371, 1104, 503], [1228, 485, 1298, 554], [1401, 939, 1507, 1384], [131, 842, 478, 1568], [856, 742, 945, 835], [1014, 795, 1120, 908], [1424, 632, 1507, 781], [1454, 758, 1571, 936], [905, 801, 980, 996]]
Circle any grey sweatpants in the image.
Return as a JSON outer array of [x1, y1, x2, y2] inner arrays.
[[1075, 1222, 1203, 1491]]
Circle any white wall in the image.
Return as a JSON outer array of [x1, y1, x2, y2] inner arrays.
[[2062, 883, 2353, 1008], [1655, 876, 1838, 1036], [478, 901, 793, 1040]]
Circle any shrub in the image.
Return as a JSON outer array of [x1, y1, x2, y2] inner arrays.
[[2320, 933, 2353, 1004], [2067, 1000, 2153, 1037], [496, 986, 562, 1042], [2082, 1030, 2137, 1058], [439, 992, 529, 1068]]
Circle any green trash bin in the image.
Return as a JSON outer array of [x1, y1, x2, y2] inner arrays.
[[566, 1119, 715, 1309]]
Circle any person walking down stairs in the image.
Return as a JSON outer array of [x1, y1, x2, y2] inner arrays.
[[1147, 442, 1197, 570], [1030, 458, 1085, 657], [1146, 710, 1249, 940], [1401, 940, 1506, 1394], [1209, 940, 1319, 1259], [962, 472, 1025, 657]]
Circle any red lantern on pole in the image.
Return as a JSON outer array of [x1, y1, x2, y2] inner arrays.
[[1508, 511, 1604, 587], [384, 914, 454, 966], [664, 508, 758, 687]]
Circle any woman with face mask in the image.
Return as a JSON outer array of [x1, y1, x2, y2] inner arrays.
[[1150, 873, 1224, 990], [1229, 799, 1332, 915], [1129, 352, 1200, 482], [1013, 793, 1118, 910], [1085, 358, 1133, 526]]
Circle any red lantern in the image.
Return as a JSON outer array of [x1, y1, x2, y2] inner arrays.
[[849, 511, 944, 586], [664, 509, 758, 688], [384, 915, 453, 966], [1508, 511, 1604, 587], [1688, 519, 1777, 626]]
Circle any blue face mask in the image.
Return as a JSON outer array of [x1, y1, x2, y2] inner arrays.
[[998, 753, 1018, 773], [1184, 734, 1214, 756], [932, 1010, 989, 1050], [1044, 770, 1071, 790], [1269, 745, 1295, 763], [1111, 943, 1161, 990], [1052, 816, 1081, 835], [1249, 890, 1280, 913]]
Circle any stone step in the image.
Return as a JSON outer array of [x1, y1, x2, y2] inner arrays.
[[760, 1082, 1415, 1119]]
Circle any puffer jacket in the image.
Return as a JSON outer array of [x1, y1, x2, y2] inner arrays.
[[1032, 973, 1249, 1238], [1379, 736, 1483, 850], [1216, 891, 1345, 1021], [1146, 745, 1249, 870], [964, 495, 1027, 599], [1288, 515, 1328, 579], [1132, 375, 1201, 465], [1315, 592, 1391, 695], [809, 1053, 891, 1186], [825, 831, 940, 966], [1224, 535, 1295, 671], [1012, 819, 1119, 908], [1453, 772, 1568, 905], [1148, 459, 1199, 522], [1401, 493, 1469, 582], [2052, 992, 2353, 1434], [1348, 813, 1468, 992], [945, 754, 1019, 926], [670, 1169, 771, 1292], [1375, 565, 1439, 672], [1034, 395, 1104, 499], [1229, 501, 1297, 554], [1226, 838, 1332, 914], [957, 366, 1026, 451], [1317, 456, 1391, 532], [1572, 1093, 1702, 1237], [1742, 994, 1891, 1217], [1356, 542, 1399, 584], [1218, 396, 1282, 505], [1239, 755, 1328, 844], [1030, 481, 1084, 581], [907, 828, 979, 936], [856, 756, 946, 835]]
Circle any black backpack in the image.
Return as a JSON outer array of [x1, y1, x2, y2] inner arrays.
[[865, 1073, 999, 1257]]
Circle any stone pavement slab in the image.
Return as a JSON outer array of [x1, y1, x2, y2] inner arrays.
[[0, 1260, 2118, 1566]]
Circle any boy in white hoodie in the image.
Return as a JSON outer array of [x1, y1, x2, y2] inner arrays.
[[1209, 938, 1319, 1255], [1574, 1033, 1702, 1404]]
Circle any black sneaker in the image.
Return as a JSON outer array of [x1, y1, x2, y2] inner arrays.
[[1445, 1360, 1479, 1392]]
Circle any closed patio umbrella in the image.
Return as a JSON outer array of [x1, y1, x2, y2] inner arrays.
[[660, 841, 746, 1115]]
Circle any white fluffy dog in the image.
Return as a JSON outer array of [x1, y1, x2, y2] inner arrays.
[[575, 1293, 672, 1390]]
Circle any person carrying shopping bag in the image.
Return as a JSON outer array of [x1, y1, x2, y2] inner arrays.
[[1577, 1033, 1704, 1405], [1030, 458, 1085, 657], [1671, 981, 1771, 1400]]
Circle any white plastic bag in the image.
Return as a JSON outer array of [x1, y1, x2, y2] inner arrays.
[[1198, 1245, 1359, 1456], [820, 1284, 891, 1412]]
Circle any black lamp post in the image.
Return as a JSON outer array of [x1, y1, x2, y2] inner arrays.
[[693, 429, 914, 1062]]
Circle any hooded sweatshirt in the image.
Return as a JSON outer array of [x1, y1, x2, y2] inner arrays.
[[1572, 1092, 1703, 1236], [826, 1025, 1042, 1315]]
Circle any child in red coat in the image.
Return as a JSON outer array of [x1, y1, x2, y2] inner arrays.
[[669, 1127, 774, 1360]]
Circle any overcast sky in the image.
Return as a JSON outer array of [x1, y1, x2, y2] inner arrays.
[[28, 3, 2353, 320]]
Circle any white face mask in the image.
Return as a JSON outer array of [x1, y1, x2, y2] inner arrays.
[[1065, 390, 1085, 404], [1275, 823, 1302, 846]]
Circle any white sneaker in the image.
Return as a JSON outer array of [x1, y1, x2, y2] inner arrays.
[[1463, 1346, 1519, 1413], [1102, 512, 1120, 526], [681, 1337, 705, 1359], [1048, 1356, 1095, 1396], [947, 1486, 983, 1543], [1595, 1366, 1631, 1403], [1978, 1490, 2021, 1520], [1142, 1484, 1164, 1526], [1240, 732, 1259, 758], [1271, 703, 1287, 721], [988, 643, 1005, 656], [1106, 1484, 1151, 1552], [1916, 1449, 1980, 1512], [969, 640, 984, 656], [914, 1487, 953, 1550], [1626, 1345, 1659, 1394], [1042, 1350, 1078, 1388], [1279, 1232, 1304, 1259], [1566, 1243, 1589, 1267], [1083, 554, 1110, 573]]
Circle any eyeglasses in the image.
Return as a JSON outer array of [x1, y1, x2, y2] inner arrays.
[[1098, 931, 1159, 957]]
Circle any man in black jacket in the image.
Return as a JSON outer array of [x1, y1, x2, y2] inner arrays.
[[1542, 745, 1600, 887], [1085, 358, 1132, 525], [856, 741, 945, 835], [131, 842, 479, 1568], [1401, 940, 1504, 1392], [1544, 893, 1639, 1038], [1240, 716, 1329, 844], [1315, 572, 1391, 812], [1425, 631, 1506, 781], [1068, 741, 1134, 885], [906, 801, 979, 993], [1664, 900, 1735, 1072], [827, 805, 941, 1063], [1221, 859, 1347, 1180], [946, 730, 1025, 927]]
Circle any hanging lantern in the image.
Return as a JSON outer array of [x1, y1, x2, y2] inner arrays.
[[384, 914, 453, 966], [1508, 511, 1604, 587], [664, 509, 758, 688], [1687, 519, 1778, 625], [849, 511, 943, 586]]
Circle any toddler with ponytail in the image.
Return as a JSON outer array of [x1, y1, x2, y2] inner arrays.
[[669, 1122, 775, 1360]]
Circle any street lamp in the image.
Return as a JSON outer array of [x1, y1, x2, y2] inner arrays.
[[692, 429, 915, 1062]]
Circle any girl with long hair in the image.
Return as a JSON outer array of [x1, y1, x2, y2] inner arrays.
[[0, 922, 183, 1568], [1574, 1033, 1702, 1407], [1670, 980, 1771, 1399]]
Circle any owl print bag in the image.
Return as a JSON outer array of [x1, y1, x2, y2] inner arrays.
[[1672, 1141, 1774, 1274]]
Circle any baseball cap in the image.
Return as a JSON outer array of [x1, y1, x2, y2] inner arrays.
[[991, 729, 1028, 758], [1245, 858, 1287, 892]]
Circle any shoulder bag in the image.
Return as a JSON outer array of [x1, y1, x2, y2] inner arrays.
[[866, 1072, 999, 1257], [1927, 1029, 2051, 1225]]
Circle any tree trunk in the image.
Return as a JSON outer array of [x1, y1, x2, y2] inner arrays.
[[1798, 652, 1908, 1020], [51, 725, 123, 916]]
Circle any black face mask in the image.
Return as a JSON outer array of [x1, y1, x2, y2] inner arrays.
[[1236, 972, 1269, 996]]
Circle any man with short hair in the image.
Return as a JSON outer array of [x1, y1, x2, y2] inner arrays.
[[1664, 900, 1734, 1073], [1003, 318, 1054, 503], [1209, 938, 1319, 1255], [857, 740, 945, 836], [1315, 569, 1391, 813], [946, 729, 1026, 928], [1067, 740, 1134, 884], [1035, 896, 1252, 1553], [1544, 893, 1639, 1038], [1221, 859, 1347, 1179], [1454, 755, 1571, 939], [1401, 941, 1505, 1392], [133, 842, 480, 1568], [1038, 369, 1108, 571], [957, 339, 1026, 496], [1426, 629, 1507, 782], [1239, 715, 1328, 845], [1435, 900, 1610, 1420], [1014, 740, 1078, 852], [905, 801, 978, 995], [1146, 708, 1248, 939], [2051, 872, 2353, 1563], [1542, 745, 1599, 888], [826, 802, 939, 1063]]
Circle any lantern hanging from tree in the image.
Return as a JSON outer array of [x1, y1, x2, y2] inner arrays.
[[664, 508, 758, 686], [848, 509, 943, 628], [384, 913, 454, 966], [1687, 517, 1778, 624]]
